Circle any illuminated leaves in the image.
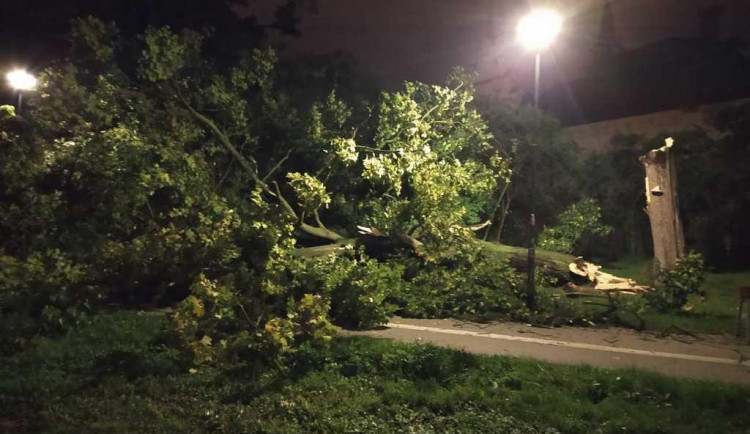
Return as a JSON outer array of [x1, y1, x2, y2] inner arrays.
[[286, 172, 331, 213], [538, 198, 612, 254]]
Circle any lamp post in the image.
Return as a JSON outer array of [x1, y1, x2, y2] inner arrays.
[[516, 9, 562, 308], [6, 69, 37, 114]]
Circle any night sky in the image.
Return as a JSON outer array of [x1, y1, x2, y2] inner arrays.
[[2, 1, 750, 113], [242, 0, 750, 102]]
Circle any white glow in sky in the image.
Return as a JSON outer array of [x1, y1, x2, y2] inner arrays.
[[6, 69, 37, 91], [517, 9, 563, 52]]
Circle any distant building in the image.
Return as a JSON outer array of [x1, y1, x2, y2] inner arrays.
[[536, 0, 750, 152]]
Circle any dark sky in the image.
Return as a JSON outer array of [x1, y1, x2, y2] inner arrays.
[[243, 0, 750, 101], [2, 0, 749, 109]]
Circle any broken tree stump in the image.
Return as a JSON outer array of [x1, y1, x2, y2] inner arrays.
[[640, 137, 685, 271]]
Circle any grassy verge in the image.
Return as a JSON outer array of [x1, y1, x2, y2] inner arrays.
[[601, 258, 749, 334], [2, 311, 749, 433]]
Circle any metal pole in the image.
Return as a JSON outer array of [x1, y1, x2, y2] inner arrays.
[[534, 53, 541, 109], [527, 52, 541, 309], [17, 92, 23, 115]]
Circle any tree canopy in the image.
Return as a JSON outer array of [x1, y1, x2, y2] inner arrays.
[[0, 18, 523, 359]]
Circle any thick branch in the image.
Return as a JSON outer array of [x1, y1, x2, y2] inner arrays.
[[180, 93, 345, 243], [272, 182, 344, 241], [355, 145, 400, 154], [299, 222, 344, 241], [455, 220, 491, 232], [293, 238, 357, 257], [395, 232, 424, 252], [181, 97, 260, 182]]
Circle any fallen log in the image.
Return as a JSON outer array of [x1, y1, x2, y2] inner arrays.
[[294, 238, 650, 294], [293, 238, 357, 257], [478, 241, 575, 282]]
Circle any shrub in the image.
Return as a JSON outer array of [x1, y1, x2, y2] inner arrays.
[[288, 249, 403, 329], [171, 272, 338, 366], [538, 198, 611, 254], [329, 258, 403, 329], [647, 252, 705, 312], [0, 249, 91, 351], [395, 258, 525, 319]]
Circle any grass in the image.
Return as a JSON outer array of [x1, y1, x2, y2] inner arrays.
[[601, 258, 750, 334], [2, 311, 749, 433]]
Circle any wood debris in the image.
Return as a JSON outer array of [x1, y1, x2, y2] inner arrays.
[[566, 257, 651, 294]]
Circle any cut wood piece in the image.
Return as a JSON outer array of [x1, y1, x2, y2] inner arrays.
[[569, 257, 599, 282], [569, 258, 587, 277], [567, 257, 651, 293], [594, 283, 649, 293]]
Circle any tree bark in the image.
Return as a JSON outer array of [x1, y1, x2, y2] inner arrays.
[[639, 138, 685, 270], [479, 241, 575, 282]]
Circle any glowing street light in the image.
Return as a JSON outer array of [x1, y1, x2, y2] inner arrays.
[[6, 69, 37, 113], [516, 9, 562, 309], [517, 9, 563, 53], [7, 69, 37, 91]]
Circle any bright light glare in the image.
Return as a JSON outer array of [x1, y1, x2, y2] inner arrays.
[[517, 9, 563, 51], [6, 69, 37, 91]]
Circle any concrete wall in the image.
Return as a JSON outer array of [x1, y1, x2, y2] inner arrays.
[[561, 98, 749, 153]]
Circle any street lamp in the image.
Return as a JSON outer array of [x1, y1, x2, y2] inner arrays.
[[517, 9, 562, 309], [6, 69, 37, 114]]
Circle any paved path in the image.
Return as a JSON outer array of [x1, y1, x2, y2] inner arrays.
[[350, 317, 750, 384]]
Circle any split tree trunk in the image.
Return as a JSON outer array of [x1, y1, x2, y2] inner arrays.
[[294, 239, 648, 292], [639, 138, 685, 271], [294, 238, 576, 282]]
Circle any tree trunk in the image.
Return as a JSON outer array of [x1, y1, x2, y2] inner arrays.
[[478, 241, 575, 282], [294, 238, 576, 281], [294, 238, 648, 291], [639, 138, 685, 271]]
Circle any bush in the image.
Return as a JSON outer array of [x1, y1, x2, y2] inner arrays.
[[394, 258, 525, 319], [328, 257, 403, 329], [647, 252, 705, 312], [0, 249, 91, 351], [171, 272, 339, 366], [538, 197, 611, 254], [288, 249, 403, 329]]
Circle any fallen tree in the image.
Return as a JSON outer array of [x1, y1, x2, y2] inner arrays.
[[295, 237, 650, 294], [479, 241, 574, 282]]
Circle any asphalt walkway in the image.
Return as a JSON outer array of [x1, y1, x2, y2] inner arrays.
[[350, 317, 750, 384]]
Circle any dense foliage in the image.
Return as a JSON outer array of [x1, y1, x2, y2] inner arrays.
[[538, 198, 612, 254], [482, 103, 584, 247], [647, 252, 706, 313], [0, 19, 538, 359], [395, 256, 524, 319]]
